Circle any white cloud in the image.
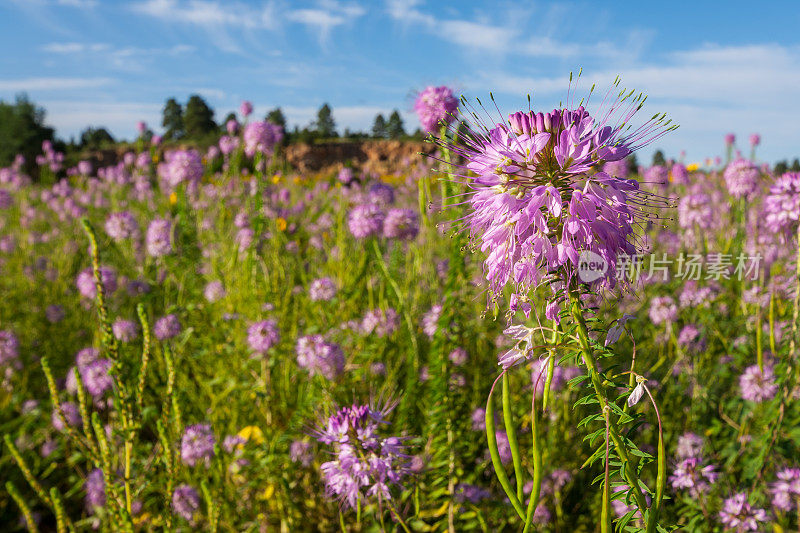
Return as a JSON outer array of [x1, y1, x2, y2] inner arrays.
[[467, 44, 800, 163], [132, 0, 278, 29], [0, 77, 114, 91], [56, 0, 98, 7], [287, 0, 366, 39], [385, 0, 636, 61]]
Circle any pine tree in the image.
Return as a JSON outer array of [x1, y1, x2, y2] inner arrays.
[[266, 107, 287, 130], [652, 150, 666, 167], [79, 127, 115, 149], [775, 160, 788, 175], [162, 98, 184, 140], [183, 94, 216, 139], [0, 94, 55, 169], [313, 103, 336, 137], [372, 114, 387, 139], [386, 110, 405, 139]]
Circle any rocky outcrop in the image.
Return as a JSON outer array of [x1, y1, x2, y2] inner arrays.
[[285, 140, 437, 174]]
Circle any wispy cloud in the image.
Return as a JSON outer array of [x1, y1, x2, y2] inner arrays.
[[386, 0, 642, 61], [0, 77, 115, 91], [56, 0, 98, 7], [131, 0, 279, 29], [287, 1, 366, 43], [40, 42, 196, 71], [469, 43, 800, 163]]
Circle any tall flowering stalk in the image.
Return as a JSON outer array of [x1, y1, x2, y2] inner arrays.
[[414, 86, 459, 218], [432, 74, 676, 529]]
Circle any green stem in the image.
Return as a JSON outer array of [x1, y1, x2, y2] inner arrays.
[[568, 291, 648, 513], [502, 373, 524, 500], [485, 373, 526, 520]]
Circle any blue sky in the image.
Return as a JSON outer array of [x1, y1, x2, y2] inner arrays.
[[1, 0, 799, 163]]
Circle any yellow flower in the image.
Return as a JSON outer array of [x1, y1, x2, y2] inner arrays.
[[257, 484, 275, 501], [686, 163, 700, 172], [271, 174, 281, 184], [169, 192, 177, 205], [293, 176, 301, 184], [237, 425, 264, 445], [276, 218, 287, 231]]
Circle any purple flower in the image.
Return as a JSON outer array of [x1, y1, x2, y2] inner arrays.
[[347, 203, 385, 238], [368, 183, 395, 206], [85, 468, 106, 510], [471, 407, 486, 431], [158, 149, 203, 189], [203, 281, 226, 303], [764, 172, 800, 235], [173, 484, 200, 522], [76, 266, 117, 300], [235, 227, 255, 252], [749, 134, 761, 147], [338, 167, 355, 185], [671, 163, 689, 185], [296, 335, 345, 380], [80, 359, 114, 397], [494, 431, 512, 464], [383, 208, 419, 240], [454, 484, 491, 504], [676, 432, 704, 459], [0, 189, 12, 209], [531, 358, 579, 397], [146, 218, 172, 257], [46, 305, 65, 324], [104, 211, 139, 241], [649, 296, 677, 325], [240, 100, 253, 117], [290, 440, 313, 467], [226, 119, 239, 134], [76, 347, 99, 368], [434, 88, 672, 312], [644, 165, 669, 186], [448, 347, 468, 366], [725, 133, 736, 146], [154, 314, 181, 341], [180, 424, 216, 467], [247, 320, 280, 355], [315, 402, 410, 509], [361, 308, 399, 337], [611, 485, 650, 519], [771, 468, 800, 511], [669, 457, 718, 495], [719, 493, 768, 531], [677, 324, 705, 354], [603, 158, 629, 179], [678, 192, 713, 229], [222, 435, 246, 454], [414, 86, 459, 132], [112, 319, 139, 342], [739, 364, 778, 402], [421, 305, 442, 338], [243, 121, 283, 157], [309, 277, 337, 301], [723, 159, 760, 199], [52, 402, 81, 431], [0, 330, 20, 368]]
